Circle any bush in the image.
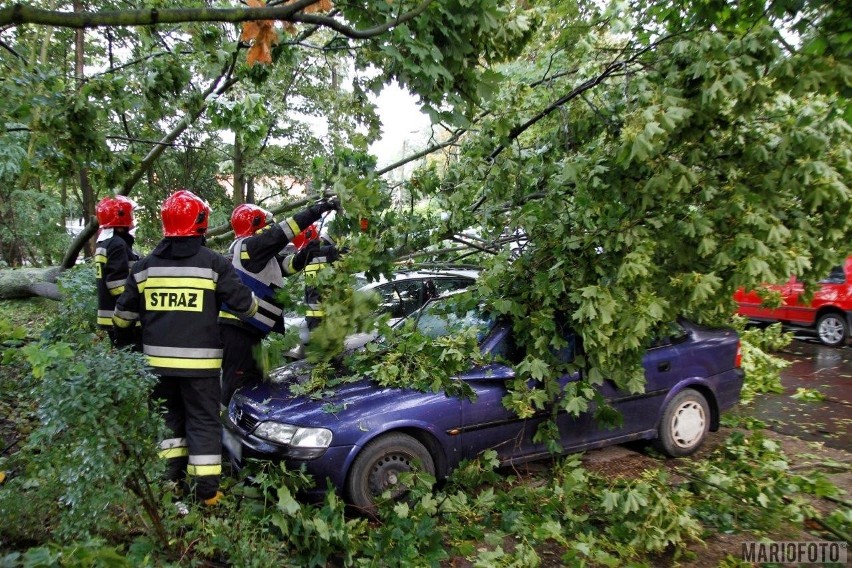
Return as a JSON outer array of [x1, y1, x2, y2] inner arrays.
[[0, 340, 165, 542]]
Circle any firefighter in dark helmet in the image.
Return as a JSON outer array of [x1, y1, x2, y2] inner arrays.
[[219, 197, 340, 406], [113, 189, 258, 506], [94, 195, 140, 347]]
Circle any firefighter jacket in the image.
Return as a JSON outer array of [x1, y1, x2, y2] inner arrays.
[[219, 209, 323, 336], [95, 229, 139, 330], [303, 243, 340, 320], [113, 237, 258, 378]]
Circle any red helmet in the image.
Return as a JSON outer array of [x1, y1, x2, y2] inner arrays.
[[292, 223, 320, 251], [161, 190, 211, 237], [231, 204, 273, 238], [96, 195, 135, 228]]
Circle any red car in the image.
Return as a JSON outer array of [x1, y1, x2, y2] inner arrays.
[[734, 255, 852, 347]]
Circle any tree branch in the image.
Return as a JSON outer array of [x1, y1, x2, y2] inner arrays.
[[469, 33, 685, 213], [376, 128, 465, 176], [0, 0, 434, 40], [60, 50, 243, 268], [290, 0, 435, 40]]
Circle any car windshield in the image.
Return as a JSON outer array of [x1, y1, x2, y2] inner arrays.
[[413, 297, 493, 340]]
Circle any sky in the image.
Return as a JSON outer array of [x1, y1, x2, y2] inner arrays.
[[368, 82, 432, 169]]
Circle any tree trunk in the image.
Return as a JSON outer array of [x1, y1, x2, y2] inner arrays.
[[246, 176, 255, 204], [0, 267, 62, 300], [233, 132, 245, 206], [75, 0, 95, 260]]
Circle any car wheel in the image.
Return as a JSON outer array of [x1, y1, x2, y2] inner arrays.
[[816, 313, 848, 347], [656, 389, 710, 457], [345, 432, 435, 513]]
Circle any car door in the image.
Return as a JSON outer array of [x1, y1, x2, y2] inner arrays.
[[780, 276, 812, 325], [553, 326, 686, 448], [458, 325, 549, 464], [736, 276, 793, 321], [782, 264, 847, 325], [596, 340, 683, 438]]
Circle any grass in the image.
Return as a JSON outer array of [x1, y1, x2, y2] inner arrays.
[[0, 297, 59, 334]]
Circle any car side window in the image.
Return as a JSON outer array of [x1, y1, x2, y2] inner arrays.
[[395, 281, 424, 317], [553, 314, 577, 363], [821, 266, 845, 284], [375, 283, 407, 318], [488, 327, 521, 363], [434, 278, 474, 295], [649, 321, 689, 348]]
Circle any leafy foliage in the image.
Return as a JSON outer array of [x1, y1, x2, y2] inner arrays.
[[733, 320, 792, 403], [0, 290, 844, 566], [409, 0, 851, 418], [0, 339, 165, 543], [685, 431, 832, 533], [348, 319, 484, 401]]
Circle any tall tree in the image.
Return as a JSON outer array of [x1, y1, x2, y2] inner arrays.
[[0, 0, 532, 268]]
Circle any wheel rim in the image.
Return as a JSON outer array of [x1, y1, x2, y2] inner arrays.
[[818, 317, 844, 345], [367, 452, 414, 498], [671, 401, 705, 448]]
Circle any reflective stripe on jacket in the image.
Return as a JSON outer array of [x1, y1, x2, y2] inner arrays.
[[219, 210, 320, 336], [95, 232, 138, 329], [113, 238, 257, 378]]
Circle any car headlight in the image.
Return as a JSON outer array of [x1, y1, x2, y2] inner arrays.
[[254, 422, 333, 448]]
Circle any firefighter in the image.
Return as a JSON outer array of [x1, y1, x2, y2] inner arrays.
[[94, 195, 140, 347], [219, 197, 340, 406], [113, 189, 258, 506], [302, 228, 345, 331]]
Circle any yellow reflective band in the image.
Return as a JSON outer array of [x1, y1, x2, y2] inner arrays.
[[159, 447, 189, 459], [305, 310, 325, 317], [240, 251, 250, 260], [284, 256, 296, 275], [139, 277, 216, 291], [94, 254, 107, 264], [97, 317, 114, 326], [219, 311, 240, 320], [113, 316, 134, 328], [286, 218, 300, 236], [146, 356, 223, 370], [187, 464, 222, 477], [144, 289, 204, 312], [109, 286, 125, 296]]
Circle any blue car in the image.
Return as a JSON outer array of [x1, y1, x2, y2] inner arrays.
[[223, 295, 744, 512]]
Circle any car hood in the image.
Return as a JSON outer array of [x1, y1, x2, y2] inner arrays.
[[231, 360, 454, 432]]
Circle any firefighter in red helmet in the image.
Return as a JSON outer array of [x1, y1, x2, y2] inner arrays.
[[113, 189, 258, 506], [219, 197, 340, 407], [95, 195, 140, 347], [300, 224, 345, 331]]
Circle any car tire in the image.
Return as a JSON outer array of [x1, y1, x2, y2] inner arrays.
[[816, 313, 848, 347], [345, 432, 435, 514], [655, 389, 710, 457]]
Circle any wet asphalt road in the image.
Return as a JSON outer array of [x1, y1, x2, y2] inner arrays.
[[737, 334, 851, 452]]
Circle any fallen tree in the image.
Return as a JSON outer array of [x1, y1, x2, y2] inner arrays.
[[0, 267, 62, 300]]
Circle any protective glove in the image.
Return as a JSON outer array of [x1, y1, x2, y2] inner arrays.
[[309, 196, 341, 216]]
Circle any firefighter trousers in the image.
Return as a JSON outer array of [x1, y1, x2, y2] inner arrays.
[[152, 375, 222, 501], [220, 325, 264, 407]]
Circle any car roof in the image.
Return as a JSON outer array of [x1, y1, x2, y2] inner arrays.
[[356, 267, 480, 290]]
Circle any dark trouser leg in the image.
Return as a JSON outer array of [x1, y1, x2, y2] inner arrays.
[[306, 315, 323, 331], [220, 325, 263, 407], [151, 376, 188, 483], [182, 376, 222, 501]]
